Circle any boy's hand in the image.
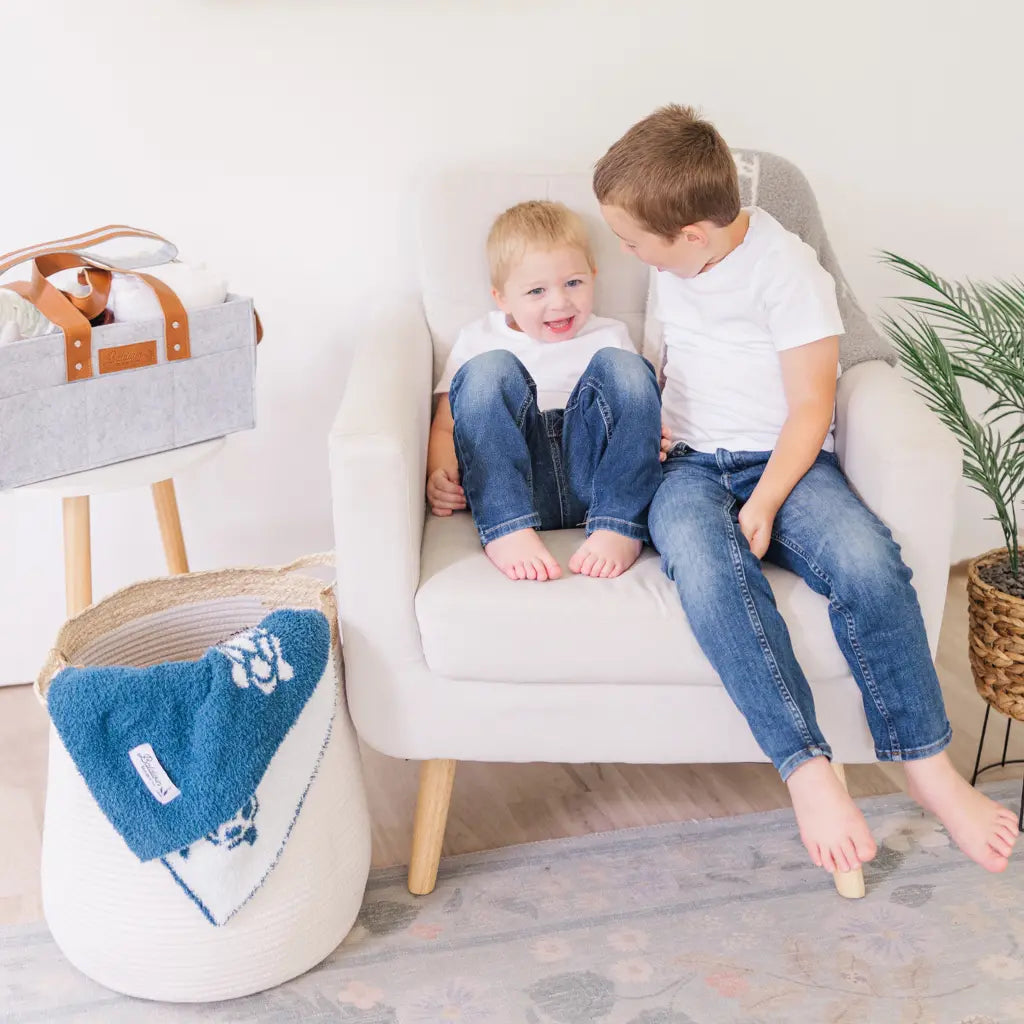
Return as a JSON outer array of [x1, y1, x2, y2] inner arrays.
[[659, 422, 674, 462], [427, 467, 466, 517], [738, 498, 776, 559]]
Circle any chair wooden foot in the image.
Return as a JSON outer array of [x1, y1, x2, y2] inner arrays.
[[62, 495, 92, 616], [831, 762, 866, 899], [408, 758, 457, 895], [151, 478, 189, 574]]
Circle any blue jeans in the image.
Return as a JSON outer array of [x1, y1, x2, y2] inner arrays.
[[649, 446, 952, 780], [448, 348, 662, 545]]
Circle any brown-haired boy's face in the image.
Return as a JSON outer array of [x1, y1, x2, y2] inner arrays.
[[600, 204, 711, 279]]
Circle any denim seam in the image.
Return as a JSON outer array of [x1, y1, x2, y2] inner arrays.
[[873, 725, 951, 763], [451, 419, 472, 493], [547, 427, 571, 529], [478, 512, 542, 546], [564, 378, 614, 438], [777, 745, 834, 782], [573, 379, 614, 517], [583, 515, 647, 539], [513, 389, 534, 431], [720, 491, 817, 751], [513, 389, 537, 498], [769, 529, 903, 758]]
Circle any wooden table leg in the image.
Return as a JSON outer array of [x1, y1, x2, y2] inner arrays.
[[62, 496, 92, 616], [152, 478, 189, 575], [831, 762, 866, 899]]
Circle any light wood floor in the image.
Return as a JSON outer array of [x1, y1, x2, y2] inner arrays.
[[3, 568, 1022, 928]]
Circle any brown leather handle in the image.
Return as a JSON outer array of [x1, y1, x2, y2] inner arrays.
[[131, 271, 190, 361], [1, 237, 191, 380], [72, 268, 113, 320], [4, 279, 94, 381], [28, 254, 112, 320]]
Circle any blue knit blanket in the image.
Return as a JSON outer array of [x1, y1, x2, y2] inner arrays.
[[47, 608, 336, 924]]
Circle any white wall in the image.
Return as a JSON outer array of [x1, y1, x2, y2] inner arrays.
[[2, 0, 1020, 684]]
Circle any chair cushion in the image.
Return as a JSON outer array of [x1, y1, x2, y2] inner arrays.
[[416, 514, 850, 686]]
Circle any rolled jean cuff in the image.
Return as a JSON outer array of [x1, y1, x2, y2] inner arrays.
[[874, 724, 952, 763], [477, 512, 542, 546], [777, 744, 834, 782], [584, 515, 648, 543]]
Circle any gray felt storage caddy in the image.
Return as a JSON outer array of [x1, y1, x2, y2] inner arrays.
[[0, 227, 259, 489]]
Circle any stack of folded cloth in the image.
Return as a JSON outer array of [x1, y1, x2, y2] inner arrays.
[[1, 259, 230, 344]]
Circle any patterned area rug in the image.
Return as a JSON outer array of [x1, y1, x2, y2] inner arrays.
[[3, 782, 1023, 1024]]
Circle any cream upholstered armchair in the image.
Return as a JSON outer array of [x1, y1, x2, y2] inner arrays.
[[329, 154, 961, 900]]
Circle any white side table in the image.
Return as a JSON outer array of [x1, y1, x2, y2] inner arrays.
[[20, 438, 226, 616]]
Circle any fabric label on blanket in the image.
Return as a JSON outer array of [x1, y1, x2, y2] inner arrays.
[[160, 649, 338, 926], [128, 744, 181, 805]]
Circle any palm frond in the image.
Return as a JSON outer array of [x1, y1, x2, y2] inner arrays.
[[879, 254, 1024, 574]]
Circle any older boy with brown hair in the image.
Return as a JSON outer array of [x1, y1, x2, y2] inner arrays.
[[595, 104, 1018, 876]]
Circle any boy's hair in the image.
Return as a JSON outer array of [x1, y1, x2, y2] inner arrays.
[[487, 200, 595, 291], [593, 104, 741, 239]]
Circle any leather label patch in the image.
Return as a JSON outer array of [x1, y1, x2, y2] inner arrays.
[[98, 340, 158, 374]]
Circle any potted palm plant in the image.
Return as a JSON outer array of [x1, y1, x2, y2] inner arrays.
[[879, 253, 1024, 725]]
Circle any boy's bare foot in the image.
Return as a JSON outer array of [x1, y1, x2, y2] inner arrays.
[[786, 756, 877, 873], [568, 530, 643, 578], [484, 529, 562, 582], [904, 752, 1019, 872]]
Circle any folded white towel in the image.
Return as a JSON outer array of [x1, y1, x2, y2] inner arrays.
[[107, 262, 228, 323], [0, 289, 59, 343]]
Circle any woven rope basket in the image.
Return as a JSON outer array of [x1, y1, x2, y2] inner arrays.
[[35, 555, 372, 1003], [967, 547, 1024, 721]]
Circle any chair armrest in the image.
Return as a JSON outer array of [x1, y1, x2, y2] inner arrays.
[[834, 360, 962, 652], [329, 310, 433, 665]]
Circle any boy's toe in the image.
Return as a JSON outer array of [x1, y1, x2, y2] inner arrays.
[[840, 840, 860, 871], [990, 832, 1014, 858]]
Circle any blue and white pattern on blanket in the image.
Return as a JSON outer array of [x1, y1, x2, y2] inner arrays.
[[216, 626, 296, 695], [179, 795, 260, 858]]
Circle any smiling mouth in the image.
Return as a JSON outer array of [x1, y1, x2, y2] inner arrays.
[[545, 316, 575, 334]]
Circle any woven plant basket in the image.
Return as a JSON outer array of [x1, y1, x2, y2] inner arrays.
[[35, 555, 371, 1003], [967, 547, 1024, 721]]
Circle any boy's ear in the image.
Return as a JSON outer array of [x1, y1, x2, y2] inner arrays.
[[491, 286, 509, 311], [681, 224, 710, 246]]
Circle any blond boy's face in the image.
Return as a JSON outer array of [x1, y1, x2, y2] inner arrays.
[[493, 245, 595, 343], [600, 204, 710, 279]]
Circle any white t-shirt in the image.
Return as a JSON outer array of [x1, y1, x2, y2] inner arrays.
[[654, 206, 844, 454], [435, 311, 636, 411]]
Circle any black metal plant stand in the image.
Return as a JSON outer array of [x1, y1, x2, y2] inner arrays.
[[970, 704, 1024, 831]]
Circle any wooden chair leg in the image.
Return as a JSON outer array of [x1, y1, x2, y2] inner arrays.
[[151, 478, 189, 574], [408, 759, 457, 896], [62, 495, 93, 617], [831, 762, 866, 899]]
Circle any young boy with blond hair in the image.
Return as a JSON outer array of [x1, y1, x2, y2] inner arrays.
[[427, 200, 662, 582], [595, 104, 1018, 876]]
